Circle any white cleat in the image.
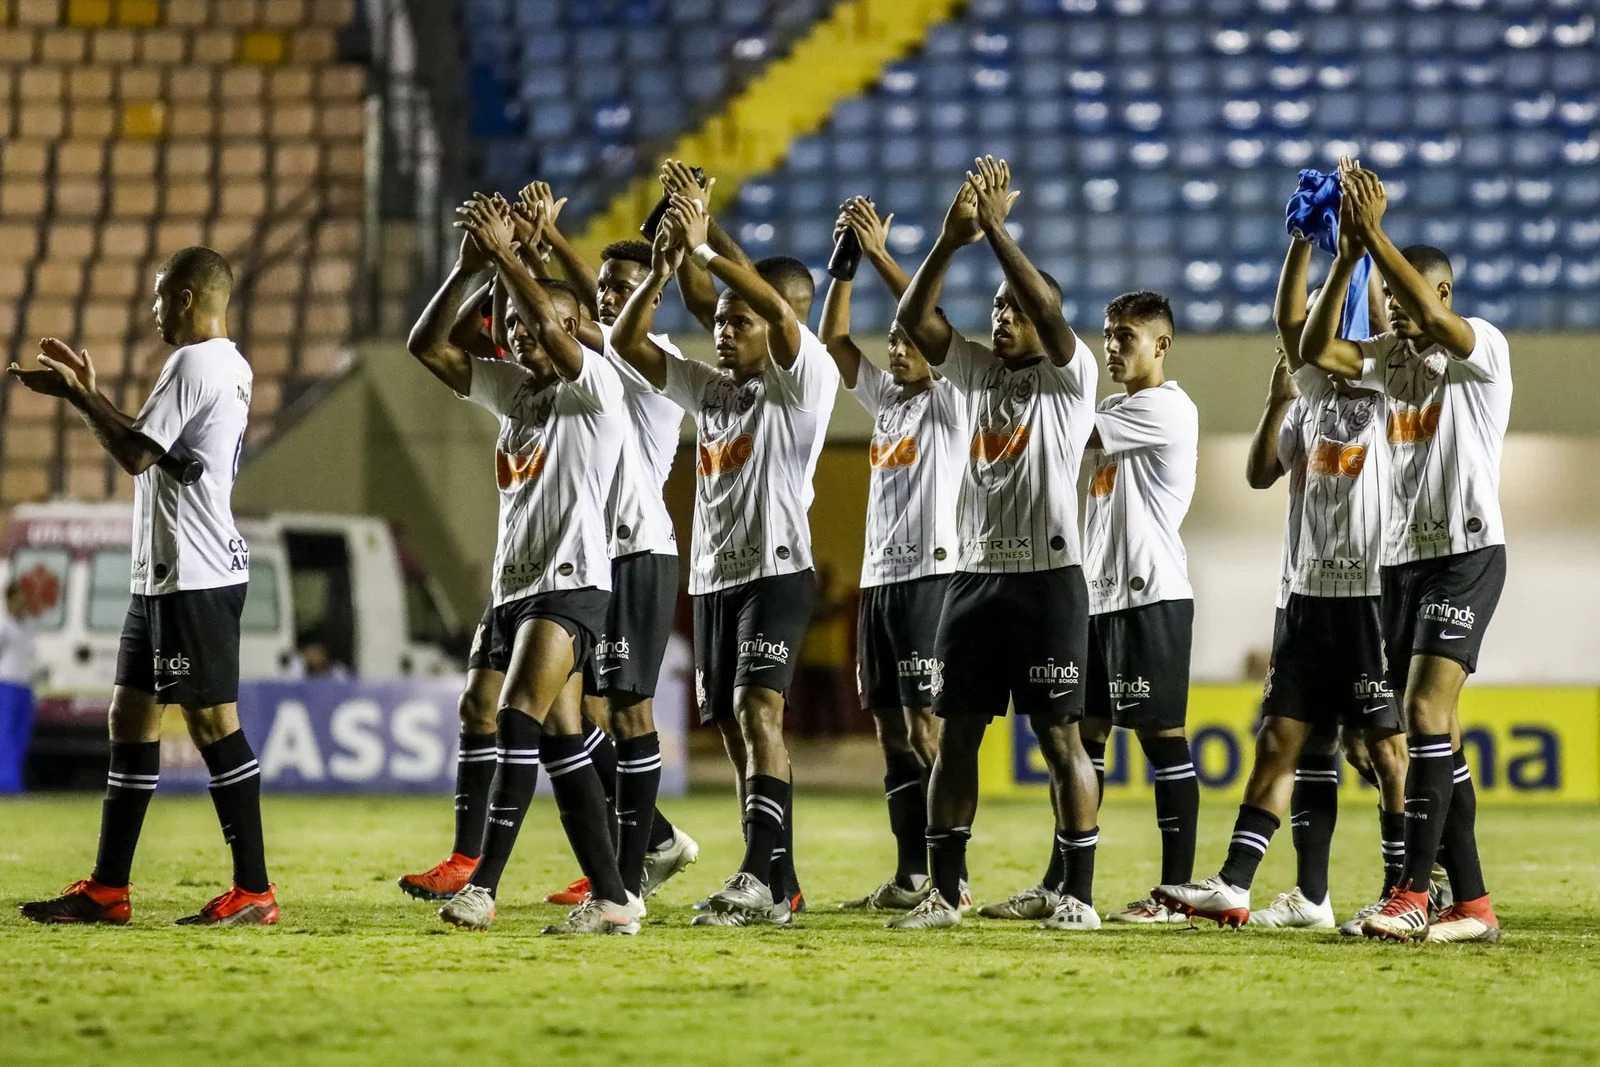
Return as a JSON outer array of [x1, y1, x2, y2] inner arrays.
[[1249, 887, 1335, 929], [706, 871, 773, 915], [839, 878, 929, 911], [438, 884, 496, 930], [542, 896, 642, 936], [1422, 907, 1500, 944], [886, 891, 961, 930], [976, 884, 1060, 921], [1150, 878, 1249, 928], [641, 828, 700, 899], [1110, 895, 1197, 925], [1040, 895, 1102, 931], [1339, 898, 1387, 937], [957, 879, 974, 912], [690, 897, 793, 927]]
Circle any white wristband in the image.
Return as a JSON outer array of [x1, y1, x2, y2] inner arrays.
[[690, 243, 718, 269]]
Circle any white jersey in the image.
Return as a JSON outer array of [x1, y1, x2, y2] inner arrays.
[[1278, 367, 1387, 598], [0, 607, 34, 684], [847, 361, 966, 588], [597, 321, 683, 559], [659, 325, 838, 595], [1356, 317, 1512, 564], [1274, 403, 1308, 609], [464, 348, 625, 604], [129, 338, 252, 595], [941, 331, 1098, 574], [1082, 381, 1198, 614]]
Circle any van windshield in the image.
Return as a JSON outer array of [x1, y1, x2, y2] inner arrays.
[[9, 547, 70, 632], [241, 561, 280, 633], [87, 552, 281, 634]]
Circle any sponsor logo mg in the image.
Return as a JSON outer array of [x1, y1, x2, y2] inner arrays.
[[1308, 440, 1367, 478], [1387, 403, 1442, 444], [970, 425, 1029, 463], [1421, 598, 1475, 630], [699, 433, 754, 476], [869, 435, 919, 470]]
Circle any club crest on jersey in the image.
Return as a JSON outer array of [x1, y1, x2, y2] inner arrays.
[[1387, 403, 1442, 444], [1317, 395, 1376, 442], [1006, 371, 1036, 406], [1421, 598, 1475, 630], [510, 385, 557, 429], [694, 668, 707, 709], [1352, 674, 1395, 700], [702, 377, 762, 425]]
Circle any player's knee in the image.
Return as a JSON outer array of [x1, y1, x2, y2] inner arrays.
[[1403, 690, 1453, 733], [873, 708, 913, 754], [107, 692, 160, 743], [1252, 719, 1300, 769], [458, 686, 497, 734], [609, 694, 654, 738], [1367, 731, 1408, 784]]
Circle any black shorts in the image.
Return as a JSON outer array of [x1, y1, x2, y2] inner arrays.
[[1263, 594, 1403, 734], [1085, 599, 1193, 730], [466, 604, 494, 672], [856, 575, 948, 711], [478, 588, 610, 677], [115, 584, 247, 707], [582, 552, 679, 699], [932, 567, 1089, 724], [691, 570, 817, 725], [1380, 545, 1506, 688]]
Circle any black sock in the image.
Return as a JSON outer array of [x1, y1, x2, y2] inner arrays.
[[198, 731, 269, 894], [584, 722, 619, 832], [648, 809, 677, 852], [91, 741, 161, 888], [543, 732, 629, 904], [1291, 752, 1339, 904], [469, 710, 542, 895], [1082, 738, 1107, 805], [1440, 751, 1487, 902], [884, 751, 927, 886], [1380, 808, 1406, 894], [771, 792, 800, 904], [1059, 828, 1098, 905], [1399, 733, 1455, 892], [1219, 804, 1280, 891], [451, 731, 497, 859], [739, 775, 788, 886], [927, 825, 970, 907], [1143, 735, 1199, 885], [614, 733, 662, 897]]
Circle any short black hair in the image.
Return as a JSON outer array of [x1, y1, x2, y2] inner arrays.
[[1105, 289, 1175, 333], [999, 272, 1063, 305], [159, 246, 233, 301], [1401, 244, 1454, 282], [755, 255, 815, 303], [536, 277, 582, 320], [600, 240, 653, 268]]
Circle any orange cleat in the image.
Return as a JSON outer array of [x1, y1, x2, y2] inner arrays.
[[174, 884, 280, 926], [19, 878, 132, 925], [398, 853, 479, 901], [1362, 887, 1431, 941], [545, 876, 591, 906], [1424, 894, 1500, 944]]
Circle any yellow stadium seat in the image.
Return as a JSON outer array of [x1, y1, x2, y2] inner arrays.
[[238, 29, 282, 65], [114, 0, 159, 27], [66, 0, 109, 27], [118, 100, 164, 137]]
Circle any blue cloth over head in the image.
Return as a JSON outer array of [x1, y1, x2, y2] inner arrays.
[[1286, 168, 1375, 340]]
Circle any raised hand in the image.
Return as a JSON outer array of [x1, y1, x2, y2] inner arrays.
[[1338, 156, 1387, 242], [966, 155, 1020, 233], [520, 181, 566, 231], [1268, 347, 1300, 403], [660, 159, 714, 208], [940, 181, 984, 247], [1335, 179, 1367, 259], [9, 339, 96, 399], [665, 194, 711, 250], [842, 196, 895, 261], [652, 215, 686, 276], [454, 194, 518, 261]]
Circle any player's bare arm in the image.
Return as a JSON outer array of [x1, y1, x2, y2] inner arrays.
[[448, 278, 501, 359], [660, 160, 750, 332], [667, 195, 801, 368], [462, 195, 586, 381], [820, 209, 867, 388], [1342, 160, 1475, 359], [609, 222, 683, 392], [525, 181, 597, 308], [968, 156, 1079, 366], [846, 197, 908, 299], [1273, 237, 1313, 368], [896, 183, 982, 365], [405, 218, 483, 395], [1246, 350, 1300, 489], [1298, 187, 1367, 378], [9, 339, 165, 476]]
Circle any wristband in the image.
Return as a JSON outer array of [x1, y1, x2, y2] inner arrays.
[[690, 243, 719, 269]]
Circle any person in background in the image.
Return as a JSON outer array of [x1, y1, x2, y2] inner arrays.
[[0, 581, 41, 793]]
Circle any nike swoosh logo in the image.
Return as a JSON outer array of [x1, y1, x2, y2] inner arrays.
[[598, 665, 623, 673], [916, 682, 933, 691], [1439, 631, 1468, 640], [1364, 703, 1389, 714], [748, 663, 781, 670], [1048, 688, 1075, 698], [488, 806, 518, 813], [1115, 701, 1140, 710]]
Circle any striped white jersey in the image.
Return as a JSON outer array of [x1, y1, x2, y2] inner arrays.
[[658, 325, 839, 594], [1355, 317, 1512, 564], [597, 321, 684, 559], [848, 360, 966, 588], [465, 348, 625, 604], [1274, 400, 1308, 609], [1277, 367, 1387, 598], [941, 331, 1099, 574], [1082, 381, 1198, 614]]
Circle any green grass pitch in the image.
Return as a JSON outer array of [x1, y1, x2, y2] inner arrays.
[[2, 792, 1598, 1065]]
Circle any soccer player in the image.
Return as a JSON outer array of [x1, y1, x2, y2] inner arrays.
[[15, 247, 278, 926], [406, 196, 638, 935], [1301, 160, 1509, 944], [817, 197, 969, 911], [608, 195, 839, 926], [886, 158, 1101, 931]]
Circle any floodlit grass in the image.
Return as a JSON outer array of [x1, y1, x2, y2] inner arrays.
[[2, 792, 1597, 1065]]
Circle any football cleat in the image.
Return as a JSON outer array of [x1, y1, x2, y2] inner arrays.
[[691, 897, 793, 927], [640, 828, 700, 899], [886, 891, 961, 930], [1423, 895, 1499, 944], [1109, 895, 1193, 925], [957, 880, 974, 911], [439, 884, 496, 930], [1339, 897, 1387, 937], [1040, 895, 1102, 931], [1428, 862, 1453, 919], [976, 884, 1060, 921], [1153, 877, 1249, 928], [839, 878, 929, 912], [545, 876, 591, 906], [173, 885, 280, 927], [543, 896, 642, 936], [1361, 888, 1431, 941], [1249, 887, 1335, 930], [397, 853, 478, 901], [707, 871, 773, 915], [789, 890, 807, 914], [19, 879, 131, 925]]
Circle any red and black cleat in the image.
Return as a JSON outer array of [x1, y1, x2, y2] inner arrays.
[[545, 876, 591, 906], [174, 884, 280, 926], [398, 853, 478, 901], [19, 879, 132, 925]]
